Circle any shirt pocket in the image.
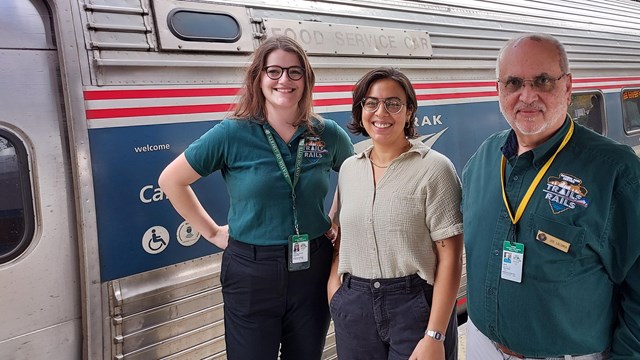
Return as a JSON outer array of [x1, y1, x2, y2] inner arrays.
[[525, 213, 586, 283], [389, 194, 427, 233]]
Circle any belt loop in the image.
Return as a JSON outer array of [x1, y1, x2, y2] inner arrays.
[[405, 275, 412, 293], [346, 273, 352, 289], [252, 243, 257, 260]]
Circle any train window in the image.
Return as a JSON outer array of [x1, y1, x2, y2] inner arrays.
[[622, 89, 640, 133], [168, 10, 241, 43], [569, 92, 604, 134], [0, 131, 34, 263]]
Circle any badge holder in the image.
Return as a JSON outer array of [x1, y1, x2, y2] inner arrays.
[[288, 234, 310, 271], [263, 127, 310, 271]]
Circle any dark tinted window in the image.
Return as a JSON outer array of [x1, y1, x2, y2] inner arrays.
[[0, 131, 34, 263], [168, 10, 241, 42], [622, 89, 640, 133], [570, 92, 604, 134]]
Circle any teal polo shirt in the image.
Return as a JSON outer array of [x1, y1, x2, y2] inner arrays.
[[461, 118, 640, 358], [185, 118, 354, 245]]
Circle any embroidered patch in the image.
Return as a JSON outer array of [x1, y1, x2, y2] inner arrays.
[[303, 136, 328, 163], [542, 173, 590, 214]]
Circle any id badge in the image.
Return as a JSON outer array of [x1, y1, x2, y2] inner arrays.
[[288, 234, 310, 271], [501, 241, 524, 283]]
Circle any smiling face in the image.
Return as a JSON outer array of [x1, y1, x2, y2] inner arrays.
[[260, 49, 304, 119], [497, 37, 572, 147], [361, 78, 411, 148]]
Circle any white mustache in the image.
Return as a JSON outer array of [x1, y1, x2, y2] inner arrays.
[[515, 102, 544, 112]]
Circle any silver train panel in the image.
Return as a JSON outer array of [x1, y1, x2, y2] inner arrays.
[[0, 0, 81, 359], [1, 0, 639, 359]]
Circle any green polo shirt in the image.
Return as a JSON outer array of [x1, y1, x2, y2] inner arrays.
[[185, 118, 354, 245], [462, 118, 640, 358]]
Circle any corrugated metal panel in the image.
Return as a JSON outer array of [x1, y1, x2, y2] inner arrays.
[[82, 0, 640, 86], [108, 254, 226, 359]]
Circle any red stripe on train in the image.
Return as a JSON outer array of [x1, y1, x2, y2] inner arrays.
[[84, 88, 241, 100], [86, 103, 235, 119], [82, 82, 494, 101], [83, 77, 640, 101], [86, 91, 498, 119]]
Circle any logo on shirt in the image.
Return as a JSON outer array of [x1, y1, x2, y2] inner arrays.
[[304, 136, 328, 163], [542, 173, 589, 214]]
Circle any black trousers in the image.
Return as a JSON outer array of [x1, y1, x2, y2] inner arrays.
[[330, 273, 458, 360], [220, 236, 332, 360]]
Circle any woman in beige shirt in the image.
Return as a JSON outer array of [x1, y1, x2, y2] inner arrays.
[[328, 67, 463, 360]]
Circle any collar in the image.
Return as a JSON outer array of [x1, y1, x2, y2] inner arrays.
[[501, 116, 572, 169], [262, 121, 307, 141], [355, 139, 430, 160]]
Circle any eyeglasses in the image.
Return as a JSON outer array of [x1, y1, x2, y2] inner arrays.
[[263, 65, 305, 81], [361, 97, 405, 114], [497, 73, 568, 94]]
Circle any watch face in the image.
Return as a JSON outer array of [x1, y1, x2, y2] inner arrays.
[[427, 330, 445, 341]]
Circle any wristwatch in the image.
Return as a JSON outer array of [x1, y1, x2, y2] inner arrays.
[[425, 329, 446, 342]]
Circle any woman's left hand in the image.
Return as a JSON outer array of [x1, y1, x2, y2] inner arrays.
[[325, 222, 339, 245], [409, 337, 445, 360]]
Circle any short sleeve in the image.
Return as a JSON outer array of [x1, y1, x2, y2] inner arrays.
[[184, 120, 228, 177], [424, 153, 464, 241], [325, 119, 354, 171]]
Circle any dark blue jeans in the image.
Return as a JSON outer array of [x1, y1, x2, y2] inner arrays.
[[220, 236, 332, 360], [330, 273, 458, 360]]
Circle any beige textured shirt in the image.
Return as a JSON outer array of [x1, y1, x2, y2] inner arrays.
[[336, 140, 463, 284]]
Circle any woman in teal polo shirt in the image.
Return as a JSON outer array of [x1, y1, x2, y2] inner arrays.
[[159, 36, 354, 360]]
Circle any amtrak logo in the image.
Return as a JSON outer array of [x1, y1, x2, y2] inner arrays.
[[353, 128, 448, 153], [542, 173, 589, 214], [304, 136, 328, 163]]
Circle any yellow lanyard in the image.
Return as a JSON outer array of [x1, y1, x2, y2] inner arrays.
[[500, 120, 574, 225]]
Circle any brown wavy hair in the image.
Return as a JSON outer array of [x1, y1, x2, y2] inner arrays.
[[232, 36, 322, 131], [348, 67, 418, 138]]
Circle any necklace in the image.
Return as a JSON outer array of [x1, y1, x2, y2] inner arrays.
[[369, 140, 411, 169], [369, 158, 389, 168]]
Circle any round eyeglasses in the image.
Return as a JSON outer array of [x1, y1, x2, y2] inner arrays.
[[497, 73, 568, 94], [361, 97, 405, 114], [263, 65, 305, 81]]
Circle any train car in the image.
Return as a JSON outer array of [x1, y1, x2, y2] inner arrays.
[[1, 0, 639, 358]]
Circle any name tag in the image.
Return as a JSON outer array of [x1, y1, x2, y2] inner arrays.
[[536, 230, 570, 253], [288, 234, 310, 271]]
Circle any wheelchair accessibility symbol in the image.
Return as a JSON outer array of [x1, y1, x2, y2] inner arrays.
[[142, 226, 170, 254]]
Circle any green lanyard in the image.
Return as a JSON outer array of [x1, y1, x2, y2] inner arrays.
[[500, 120, 574, 227], [263, 127, 306, 235]]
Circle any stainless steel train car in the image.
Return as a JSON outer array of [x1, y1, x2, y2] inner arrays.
[[1, 0, 640, 358]]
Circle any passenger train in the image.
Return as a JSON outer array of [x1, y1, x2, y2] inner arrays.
[[1, 0, 640, 358]]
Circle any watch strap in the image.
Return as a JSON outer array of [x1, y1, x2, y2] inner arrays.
[[425, 329, 446, 342]]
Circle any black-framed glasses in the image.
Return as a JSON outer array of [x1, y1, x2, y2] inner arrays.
[[361, 97, 405, 114], [263, 65, 305, 81], [497, 73, 568, 94]]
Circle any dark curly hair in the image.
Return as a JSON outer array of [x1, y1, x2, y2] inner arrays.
[[348, 67, 418, 138]]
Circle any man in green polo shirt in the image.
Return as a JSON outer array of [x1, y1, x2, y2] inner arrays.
[[462, 33, 640, 359]]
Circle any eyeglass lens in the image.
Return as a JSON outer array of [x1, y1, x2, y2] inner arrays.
[[264, 66, 305, 81], [499, 74, 566, 94], [361, 97, 404, 114]]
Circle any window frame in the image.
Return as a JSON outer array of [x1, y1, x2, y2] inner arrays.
[[0, 128, 35, 264], [621, 87, 640, 135], [167, 9, 242, 43], [569, 91, 606, 135]]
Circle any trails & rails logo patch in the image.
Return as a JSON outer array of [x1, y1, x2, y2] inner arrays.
[[304, 136, 328, 163], [542, 173, 589, 214]]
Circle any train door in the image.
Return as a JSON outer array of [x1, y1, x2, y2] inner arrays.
[[0, 0, 81, 358]]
